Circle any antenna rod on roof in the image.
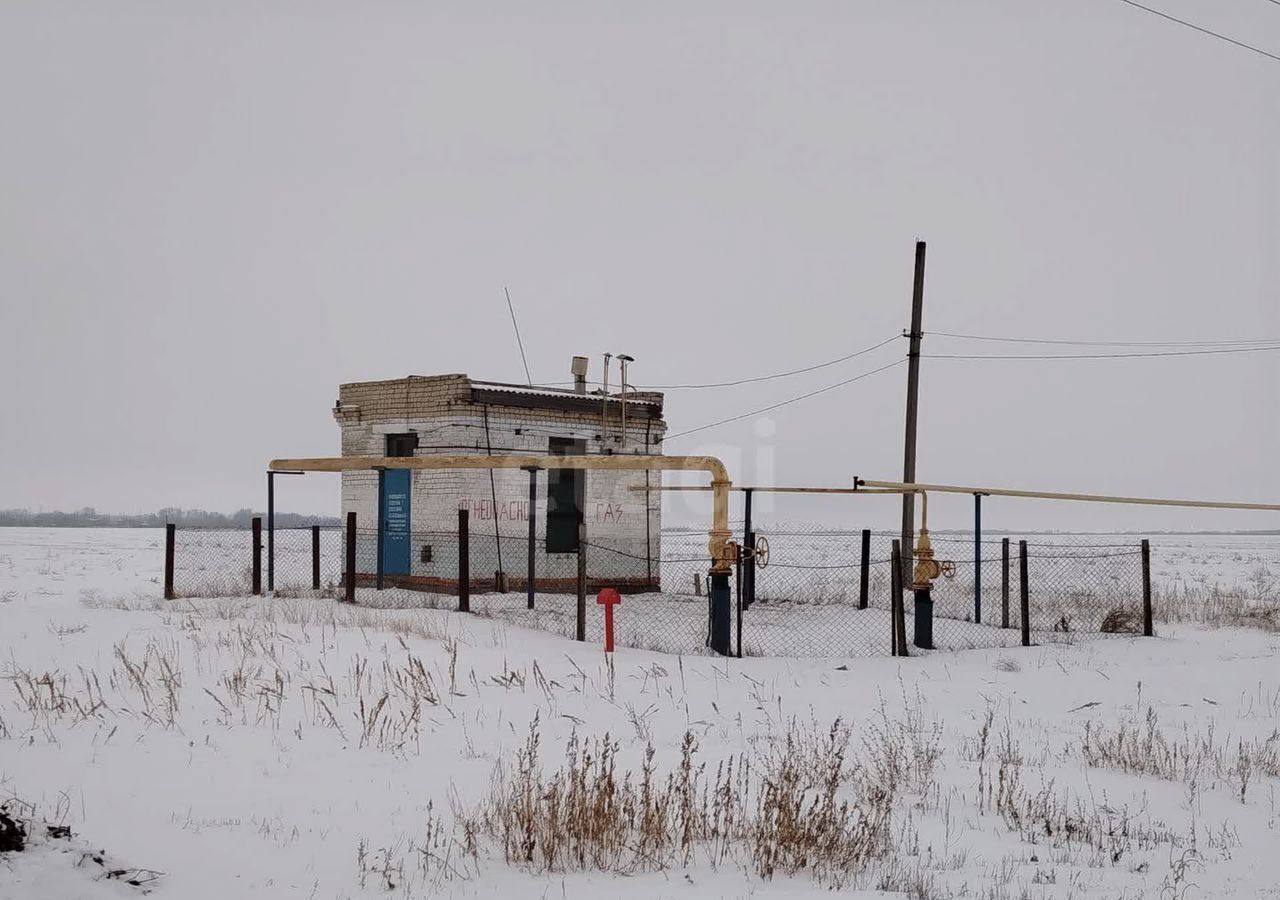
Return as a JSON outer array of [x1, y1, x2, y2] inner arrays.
[[504, 286, 533, 386]]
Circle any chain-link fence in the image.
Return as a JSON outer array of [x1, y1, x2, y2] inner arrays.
[[167, 524, 344, 599], [346, 529, 711, 655], [163, 519, 1152, 658], [169, 526, 255, 598], [270, 525, 346, 596], [739, 528, 1149, 655], [914, 533, 1148, 644]]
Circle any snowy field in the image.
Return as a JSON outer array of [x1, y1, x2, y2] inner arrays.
[[1, 526, 1278, 898]]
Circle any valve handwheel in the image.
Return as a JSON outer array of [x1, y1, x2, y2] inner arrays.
[[753, 535, 770, 569]]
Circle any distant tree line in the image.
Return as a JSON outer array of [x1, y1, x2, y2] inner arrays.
[[0, 507, 340, 528]]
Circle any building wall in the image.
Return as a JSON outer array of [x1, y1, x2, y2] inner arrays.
[[335, 375, 666, 590]]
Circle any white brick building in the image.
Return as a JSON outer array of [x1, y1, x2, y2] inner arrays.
[[335, 372, 666, 592]]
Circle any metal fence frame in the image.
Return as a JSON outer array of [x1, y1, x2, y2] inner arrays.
[[164, 514, 1155, 659]]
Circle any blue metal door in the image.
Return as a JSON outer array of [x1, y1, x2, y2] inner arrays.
[[381, 469, 411, 576]]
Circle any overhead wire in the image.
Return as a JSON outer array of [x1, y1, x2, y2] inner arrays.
[[526, 335, 902, 391], [636, 334, 902, 389], [1114, 0, 1280, 63], [664, 358, 906, 441], [923, 345, 1280, 360], [466, 334, 908, 442], [924, 330, 1280, 348]]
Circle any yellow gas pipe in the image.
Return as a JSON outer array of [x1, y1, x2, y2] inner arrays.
[[270, 454, 736, 573]]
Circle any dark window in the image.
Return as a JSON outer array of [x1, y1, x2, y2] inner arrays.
[[385, 433, 418, 457], [545, 437, 585, 552]]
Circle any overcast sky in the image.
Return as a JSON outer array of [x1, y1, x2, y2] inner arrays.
[[2, 1, 1276, 531]]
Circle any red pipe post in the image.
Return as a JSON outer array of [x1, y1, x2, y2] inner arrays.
[[597, 587, 621, 653]]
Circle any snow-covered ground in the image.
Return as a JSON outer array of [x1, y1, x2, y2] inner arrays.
[[1, 527, 1278, 899]]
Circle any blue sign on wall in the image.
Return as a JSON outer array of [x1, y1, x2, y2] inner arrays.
[[381, 469, 411, 576]]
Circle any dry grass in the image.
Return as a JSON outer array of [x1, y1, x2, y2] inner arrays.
[[463, 713, 896, 887], [5, 601, 463, 754], [6, 667, 109, 726], [85, 591, 458, 644], [4, 636, 184, 730], [951, 704, 1270, 886], [1080, 706, 1280, 802], [857, 689, 944, 800], [356, 800, 478, 893], [1153, 582, 1280, 632], [112, 637, 182, 728], [1100, 608, 1142, 634], [964, 715, 1206, 872], [990, 758, 1189, 866]]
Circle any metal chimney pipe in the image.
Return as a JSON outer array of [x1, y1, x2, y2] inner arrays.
[[617, 354, 634, 447], [571, 356, 588, 394], [600, 353, 612, 444]]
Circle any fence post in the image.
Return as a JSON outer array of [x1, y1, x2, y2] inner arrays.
[[267, 471, 275, 593], [973, 493, 982, 624], [743, 488, 755, 611], [1141, 539, 1153, 637], [164, 523, 176, 600], [311, 525, 321, 590], [344, 511, 356, 603], [576, 522, 586, 641], [375, 468, 386, 591], [858, 529, 871, 610], [735, 556, 743, 659], [523, 466, 538, 609], [1019, 539, 1030, 647], [251, 517, 262, 596], [459, 508, 470, 613], [890, 539, 906, 657], [889, 542, 899, 655], [1001, 537, 1010, 629]]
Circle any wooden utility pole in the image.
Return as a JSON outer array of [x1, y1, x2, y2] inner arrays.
[[900, 241, 927, 585]]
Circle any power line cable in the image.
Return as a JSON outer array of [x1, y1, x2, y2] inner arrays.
[[523, 334, 900, 393], [925, 330, 1280, 348], [924, 344, 1280, 360], [637, 334, 902, 390], [664, 358, 906, 441], [1114, 0, 1280, 62]]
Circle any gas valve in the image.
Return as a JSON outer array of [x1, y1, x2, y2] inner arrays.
[[752, 535, 770, 569], [912, 529, 954, 589]]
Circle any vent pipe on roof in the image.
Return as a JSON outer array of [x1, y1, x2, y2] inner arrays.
[[601, 353, 612, 444], [617, 354, 634, 446], [571, 356, 589, 394]]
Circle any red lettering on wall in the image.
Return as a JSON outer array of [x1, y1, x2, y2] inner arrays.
[[463, 500, 529, 521], [460, 499, 625, 524]]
